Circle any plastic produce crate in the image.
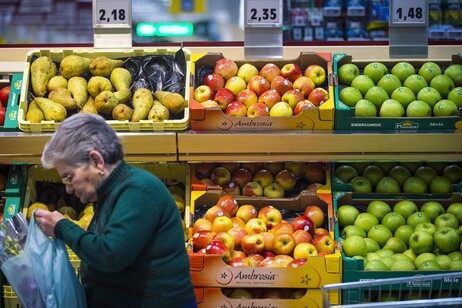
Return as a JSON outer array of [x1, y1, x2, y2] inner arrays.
[[190, 52, 334, 130], [333, 53, 462, 131], [3, 285, 21, 308], [18, 48, 191, 132]]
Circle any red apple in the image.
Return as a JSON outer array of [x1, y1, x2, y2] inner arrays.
[[307, 87, 329, 106], [258, 205, 283, 229], [293, 76, 315, 97], [205, 240, 231, 262], [314, 227, 330, 237], [280, 63, 303, 82], [228, 256, 247, 267], [194, 85, 215, 103], [193, 230, 216, 251], [236, 88, 258, 108], [304, 163, 326, 183], [0, 86, 10, 105], [241, 233, 266, 255], [200, 100, 220, 108], [204, 205, 230, 222], [216, 195, 239, 216], [231, 167, 253, 189], [247, 102, 270, 117], [292, 229, 313, 245], [214, 58, 238, 80], [263, 182, 285, 198], [270, 222, 295, 236], [261, 250, 276, 260], [304, 64, 326, 86], [245, 217, 267, 234], [290, 216, 316, 236], [231, 250, 246, 259], [252, 169, 274, 188], [273, 254, 295, 267], [213, 231, 235, 252], [258, 257, 279, 267], [311, 233, 335, 254], [270, 76, 293, 96], [222, 180, 241, 196], [225, 101, 247, 116], [220, 162, 240, 174], [245, 253, 264, 266], [274, 169, 297, 191], [247, 75, 270, 96], [227, 227, 247, 249], [303, 205, 325, 228], [212, 216, 234, 233], [293, 99, 316, 115], [284, 161, 307, 177], [235, 204, 258, 223], [257, 89, 281, 109], [200, 178, 215, 186], [195, 162, 217, 179], [281, 88, 305, 110], [214, 88, 235, 110], [287, 258, 307, 268], [210, 166, 232, 185], [203, 73, 225, 92], [241, 181, 264, 197], [259, 63, 281, 83], [307, 183, 324, 192], [272, 233, 296, 255], [193, 217, 213, 234], [231, 217, 246, 229], [261, 231, 275, 252]]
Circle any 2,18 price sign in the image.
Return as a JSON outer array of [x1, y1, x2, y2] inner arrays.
[[245, 0, 282, 28], [93, 0, 131, 27], [390, 0, 427, 26]]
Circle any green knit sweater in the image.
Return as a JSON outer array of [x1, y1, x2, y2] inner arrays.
[[55, 161, 196, 307]]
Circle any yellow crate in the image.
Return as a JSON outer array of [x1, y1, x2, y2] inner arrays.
[[67, 248, 81, 279], [3, 285, 22, 308], [18, 47, 191, 132]]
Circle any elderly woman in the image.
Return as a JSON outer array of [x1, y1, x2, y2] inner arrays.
[[34, 113, 196, 308]]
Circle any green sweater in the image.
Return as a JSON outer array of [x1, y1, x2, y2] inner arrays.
[[55, 161, 196, 307]]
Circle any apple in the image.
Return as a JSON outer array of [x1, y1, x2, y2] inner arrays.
[[204, 204, 230, 223], [414, 165, 438, 186], [338, 63, 360, 86], [391, 86, 416, 109], [429, 175, 452, 193], [287, 258, 307, 268], [293, 99, 315, 115], [292, 229, 312, 245], [418, 61, 442, 84], [389, 259, 416, 271], [245, 253, 264, 266], [406, 100, 432, 117], [335, 164, 359, 182], [444, 64, 462, 86], [193, 218, 213, 234], [213, 231, 236, 252], [364, 260, 389, 271], [312, 233, 335, 254], [303, 205, 325, 228], [304, 64, 326, 86], [363, 62, 388, 84], [258, 206, 283, 229], [194, 85, 214, 103], [230, 250, 245, 260], [394, 225, 415, 246], [213, 88, 235, 110], [282, 162, 305, 178], [339, 86, 363, 107], [206, 240, 231, 262], [442, 164, 462, 182], [379, 98, 405, 117], [383, 236, 406, 253], [304, 163, 326, 184], [203, 73, 225, 92], [414, 252, 437, 268], [235, 204, 258, 223], [293, 76, 315, 97], [341, 225, 366, 238], [307, 87, 329, 106], [269, 101, 293, 116], [247, 75, 270, 96], [228, 257, 247, 268], [222, 180, 241, 195], [430, 74, 455, 98], [404, 74, 429, 95], [420, 201, 445, 222], [272, 233, 296, 255], [280, 63, 302, 82], [362, 165, 385, 187], [221, 162, 241, 175], [391, 61, 416, 83], [210, 166, 232, 186], [193, 230, 216, 251], [225, 101, 247, 116], [435, 254, 453, 270], [434, 212, 459, 229], [407, 211, 431, 228], [263, 162, 285, 176], [448, 87, 462, 107], [245, 217, 267, 234], [409, 230, 434, 254], [375, 177, 401, 193], [225, 76, 247, 96], [252, 169, 274, 188], [0, 86, 11, 105], [241, 233, 265, 255], [337, 204, 360, 227], [200, 100, 220, 108], [447, 202, 462, 224], [393, 200, 418, 219], [214, 58, 238, 80], [260, 231, 275, 252], [227, 227, 247, 250], [351, 75, 375, 96], [374, 162, 396, 174], [231, 217, 246, 229], [290, 215, 316, 236], [263, 182, 285, 198], [231, 167, 253, 189], [414, 222, 436, 235], [270, 222, 295, 236], [293, 242, 318, 259], [236, 89, 258, 108], [237, 63, 259, 82], [377, 74, 402, 96], [257, 89, 281, 110], [259, 63, 280, 83], [367, 224, 393, 247], [281, 88, 305, 109], [366, 200, 391, 221], [195, 162, 217, 179], [354, 212, 379, 233], [353, 99, 376, 117], [212, 216, 235, 233], [241, 181, 264, 197], [450, 260, 462, 270], [216, 195, 239, 216], [381, 211, 406, 233], [388, 165, 412, 186], [274, 169, 297, 191], [365, 86, 389, 109], [403, 176, 428, 193], [342, 235, 367, 257], [416, 87, 441, 108], [433, 99, 459, 116], [350, 176, 373, 193], [270, 76, 293, 96]]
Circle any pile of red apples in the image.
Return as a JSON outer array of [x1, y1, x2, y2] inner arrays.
[[192, 194, 337, 268], [193, 58, 329, 117]]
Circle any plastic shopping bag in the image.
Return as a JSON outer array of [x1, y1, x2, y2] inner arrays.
[[1, 211, 87, 308]]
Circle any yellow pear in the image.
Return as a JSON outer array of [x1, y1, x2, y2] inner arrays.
[[147, 100, 169, 122], [30, 56, 57, 97], [25, 100, 45, 123], [95, 91, 118, 114], [154, 90, 185, 113], [47, 76, 68, 92], [112, 103, 133, 121], [68, 76, 88, 108], [89, 56, 124, 77], [110, 67, 132, 91], [131, 88, 154, 122], [80, 96, 98, 114], [48, 87, 77, 110], [87, 76, 113, 98], [34, 97, 67, 122], [59, 55, 92, 79]]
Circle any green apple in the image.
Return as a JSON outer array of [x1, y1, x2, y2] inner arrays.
[[395, 225, 415, 246], [367, 200, 392, 221], [354, 212, 379, 233], [449, 251, 462, 261], [337, 204, 360, 227], [446, 202, 462, 225], [377, 74, 402, 96], [375, 177, 401, 193], [403, 74, 428, 95], [368, 224, 393, 247], [435, 254, 453, 270], [355, 99, 377, 117], [378, 257, 395, 270], [418, 61, 442, 83], [407, 211, 431, 228], [416, 87, 441, 108], [414, 222, 437, 235], [420, 201, 445, 222], [409, 230, 434, 254], [338, 63, 360, 86], [433, 99, 459, 116], [342, 235, 367, 257], [418, 260, 443, 270], [414, 252, 437, 268], [364, 259, 389, 271], [364, 238, 381, 253], [429, 175, 453, 194], [402, 248, 417, 262], [391, 61, 416, 83], [449, 260, 462, 270], [442, 164, 462, 182], [374, 162, 396, 174], [430, 74, 455, 97], [364, 86, 389, 109], [414, 166, 438, 186], [389, 259, 416, 271], [424, 161, 447, 173], [444, 64, 462, 86], [375, 248, 394, 258], [383, 236, 407, 253], [335, 164, 359, 182], [403, 176, 428, 193], [350, 176, 373, 193], [382, 211, 406, 233], [392, 253, 413, 263], [362, 165, 385, 187], [406, 100, 432, 117], [366, 252, 381, 262], [339, 86, 363, 107], [341, 225, 367, 238], [393, 200, 418, 219], [388, 165, 412, 186], [351, 75, 375, 96], [364, 62, 388, 84], [434, 213, 459, 229], [448, 87, 462, 107], [399, 161, 422, 174], [391, 86, 416, 109], [434, 226, 459, 254], [379, 98, 405, 117], [348, 162, 370, 174]]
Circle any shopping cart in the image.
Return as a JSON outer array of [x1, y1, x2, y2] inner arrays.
[[322, 272, 462, 307]]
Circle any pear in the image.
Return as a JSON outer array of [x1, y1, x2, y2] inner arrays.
[[25, 100, 45, 123], [47, 76, 68, 92], [68, 77, 88, 108], [110, 67, 132, 91], [112, 104, 133, 121], [48, 87, 77, 110], [154, 90, 185, 113], [87, 76, 113, 98], [80, 96, 98, 114], [147, 100, 169, 122], [59, 55, 92, 79], [89, 56, 124, 77], [131, 88, 154, 122], [30, 56, 57, 97], [34, 97, 67, 122], [95, 91, 118, 114], [113, 89, 131, 104]]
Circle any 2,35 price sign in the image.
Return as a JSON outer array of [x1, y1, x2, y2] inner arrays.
[[390, 0, 427, 26], [93, 0, 131, 27], [245, 0, 282, 28]]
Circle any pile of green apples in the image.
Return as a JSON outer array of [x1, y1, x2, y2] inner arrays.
[[337, 198, 462, 271], [337, 60, 462, 117], [334, 161, 462, 194]]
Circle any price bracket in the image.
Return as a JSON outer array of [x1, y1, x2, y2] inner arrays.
[[92, 0, 132, 48], [244, 0, 282, 28], [390, 0, 427, 26]]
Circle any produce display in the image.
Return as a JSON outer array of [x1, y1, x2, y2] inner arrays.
[[220, 287, 307, 300], [0, 86, 8, 126]]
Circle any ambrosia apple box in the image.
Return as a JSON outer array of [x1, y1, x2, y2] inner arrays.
[[333, 53, 462, 131], [190, 52, 334, 130]]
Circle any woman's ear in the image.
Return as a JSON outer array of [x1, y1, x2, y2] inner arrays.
[[89, 151, 105, 169]]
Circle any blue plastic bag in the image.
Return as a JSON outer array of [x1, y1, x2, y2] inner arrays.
[[1, 211, 86, 308]]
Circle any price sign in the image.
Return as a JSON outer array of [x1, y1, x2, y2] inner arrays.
[[93, 0, 131, 27], [244, 0, 282, 28], [390, 0, 427, 26]]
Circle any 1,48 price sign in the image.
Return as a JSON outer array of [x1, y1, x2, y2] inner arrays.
[[93, 0, 131, 27], [390, 0, 427, 26], [245, 0, 282, 27]]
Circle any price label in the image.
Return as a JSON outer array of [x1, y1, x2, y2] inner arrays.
[[93, 0, 131, 27], [390, 0, 427, 26], [244, 0, 282, 28]]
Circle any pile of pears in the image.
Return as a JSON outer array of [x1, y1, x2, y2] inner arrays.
[[26, 54, 186, 124]]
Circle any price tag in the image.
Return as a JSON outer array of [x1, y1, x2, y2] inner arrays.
[[93, 0, 131, 28], [390, 0, 427, 26], [244, 0, 282, 28]]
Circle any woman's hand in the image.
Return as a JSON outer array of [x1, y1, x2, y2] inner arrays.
[[34, 208, 66, 237]]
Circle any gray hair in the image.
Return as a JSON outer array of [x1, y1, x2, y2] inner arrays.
[[41, 113, 124, 168]]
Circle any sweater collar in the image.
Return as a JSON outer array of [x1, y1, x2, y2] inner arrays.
[[96, 160, 129, 200]]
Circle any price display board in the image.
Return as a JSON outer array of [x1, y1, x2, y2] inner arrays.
[[390, 0, 427, 26], [93, 0, 131, 28], [244, 0, 282, 28]]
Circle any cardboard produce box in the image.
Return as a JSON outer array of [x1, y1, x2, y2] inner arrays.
[[18, 48, 191, 132], [190, 52, 334, 130], [189, 190, 342, 288], [333, 53, 462, 131]]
